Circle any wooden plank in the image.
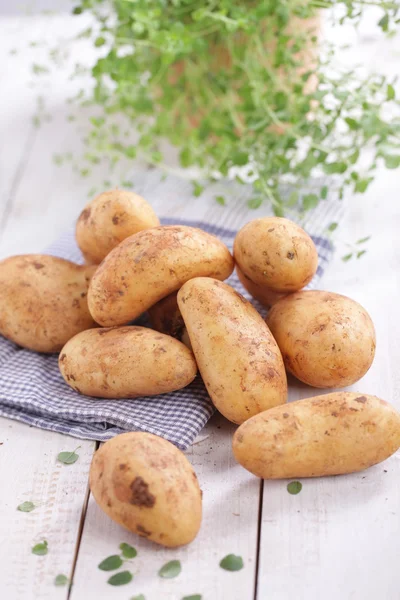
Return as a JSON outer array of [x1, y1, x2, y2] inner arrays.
[[71, 413, 260, 600], [0, 419, 95, 600]]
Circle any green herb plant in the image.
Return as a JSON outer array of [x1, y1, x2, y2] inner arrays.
[[68, 0, 400, 214]]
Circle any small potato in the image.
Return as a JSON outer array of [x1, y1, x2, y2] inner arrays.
[[90, 432, 202, 547], [177, 277, 287, 424], [148, 292, 192, 349], [0, 254, 97, 353], [236, 265, 287, 308], [76, 189, 160, 264], [233, 392, 400, 478], [266, 290, 376, 388], [234, 217, 318, 293], [88, 225, 234, 326], [59, 326, 197, 398]]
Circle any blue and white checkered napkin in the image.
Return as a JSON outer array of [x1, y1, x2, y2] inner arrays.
[[0, 171, 343, 449]]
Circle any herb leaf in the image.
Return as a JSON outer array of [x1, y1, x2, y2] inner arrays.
[[57, 447, 80, 465], [342, 253, 353, 262], [32, 540, 48, 556], [182, 596, 202, 600], [328, 222, 338, 233], [131, 596, 146, 600], [54, 574, 69, 587], [17, 501, 36, 512], [287, 481, 302, 495], [158, 560, 182, 579], [119, 542, 137, 559], [107, 570, 133, 586], [98, 555, 123, 571], [219, 554, 244, 571], [215, 195, 226, 206], [356, 236, 371, 245]]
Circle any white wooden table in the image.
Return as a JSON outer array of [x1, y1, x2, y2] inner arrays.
[[0, 5, 399, 599]]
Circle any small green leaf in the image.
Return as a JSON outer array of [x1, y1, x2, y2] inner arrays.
[[342, 253, 353, 262], [32, 540, 48, 556], [107, 571, 133, 586], [248, 197, 262, 209], [17, 501, 36, 512], [323, 162, 347, 175], [384, 155, 400, 169], [355, 178, 372, 193], [54, 574, 69, 587], [158, 560, 182, 579], [94, 36, 106, 47], [387, 84, 395, 101], [215, 195, 226, 206], [287, 481, 302, 495], [192, 182, 204, 197], [302, 194, 319, 211], [131, 596, 146, 600], [182, 596, 202, 600], [98, 555, 123, 571], [57, 447, 80, 465], [287, 190, 299, 207], [345, 117, 359, 131], [119, 543, 137, 559], [320, 186, 328, 200], [378, 14, 389, 32], [357, 249, 367, 259], [356, 236, 371, 245], [72, 6, 83, 15], [328, 222, 338, 233], [220, 554, 244, 571]]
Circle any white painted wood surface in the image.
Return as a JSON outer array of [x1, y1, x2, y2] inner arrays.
[[0, 5, 399, 600]]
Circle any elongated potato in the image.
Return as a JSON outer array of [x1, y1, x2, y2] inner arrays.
[[76, 189, 160, 264], [236, 265, 287, 308], [59, 326, 197, 398], [233, 392, 400, 478], [0, 254, 97, 353], [90, 432, 202, 547], [234, 217, 318, 293], [177, 277, 287, 424], [266, 290, 376, 388], [88, 225, 234, 326]]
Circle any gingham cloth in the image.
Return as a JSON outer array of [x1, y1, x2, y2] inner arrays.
[[0, 172, 343, 449]]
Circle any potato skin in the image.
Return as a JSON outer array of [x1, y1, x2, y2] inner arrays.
[[266, 290, 376, 388], [234, 217, 318, 293], [76, 189, 160, 264], [0, 254, 97, 353], [90, 432, 202, 547], [233, 392, 400, 478], [236, 265, 287, 308], [59, 326, 197, 398], [88, 225, 234, 326], [177, 277, 287, 424]]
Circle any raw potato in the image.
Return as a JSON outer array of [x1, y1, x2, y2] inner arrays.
[[177, 277, 287, 424], [90, 432, 202, 547], [234, 217, 318, 293], [236, 265, 287, 308], [266, 290, 376, 388], [88, 225, 234, 326], [0, 254, 97, 353], [59, 326, 197, 398], [76, 189, 160, 264], [232, 392, 400, 478], [148, 292, 192, 349]]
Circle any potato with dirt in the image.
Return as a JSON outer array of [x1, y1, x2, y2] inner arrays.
[[148, 292, 192, 349], [0, 254, 97, 353], [59, 326, 197, 398], [266, 290, 376, 388], [232, 392, 400, 478], [236, 265, 287, 308], [177, 277, 287, 424], [76, 189, 160, 264], [234, 217, 318, 293], [88, 225, 234, 326], [90, 432, 202, 547]]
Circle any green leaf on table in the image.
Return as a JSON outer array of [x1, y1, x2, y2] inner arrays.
[[323, 162, 347, 175], [72, 6, 83, 15], [215, 195, 226, 206], [342, 253, 353, 262], [378, 14, 389, 32], [192, 182, 204, 197], [384, 154, 400, 169], [357, 249, 367, 259], [287, 481, 302, 495], [94, 36, 106, 47], [328, 222, 338, 233], [17, 501, 36, 512], [54, 574, 69, 587], [98, 555, 123, 571], [182, 595, 202, 600], [158, 560, 182, 579], [355, 178, 372, 193], [219, 554, 244, 571], [247, 197, 262, 209], [57, 447, 80, 465], [387, 84, 395, 101], [287, 190, 299, 206], [302, 194, 319, 211], [356, 236, 371, 245], [131, 595, 146, 600], [320, 186, 328, 200], [32, 540, 48, 556], [345, 117, 359, 131], [107, 570, 133, 586], [119, 543, 137, 559]]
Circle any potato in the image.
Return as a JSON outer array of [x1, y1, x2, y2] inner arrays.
[[90, 432, 202, 547], [234, 217, 318, 293], [177, 277, 287, 424], [236, 265, 287, 308], [88, 225, 234, 326], [232, 392, 400, 478], [0, 254, 97, 353], [148, 292, 192, 349], [266, 290, 376, 388], [76, 189, 160, 264], [59, 326, 197, 398]]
